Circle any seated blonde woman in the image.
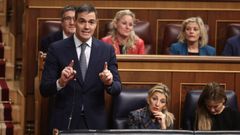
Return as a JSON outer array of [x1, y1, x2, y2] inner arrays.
[[101, 9, 145, 54], [169, 17, 215, 56], [128, 83, 175, 129]]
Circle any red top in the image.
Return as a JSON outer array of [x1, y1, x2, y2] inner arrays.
[[101, 35, 145, 54]]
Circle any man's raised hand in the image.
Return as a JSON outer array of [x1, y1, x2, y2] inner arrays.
[[59, 60, 76, 87], [99, 62, 113, 86]]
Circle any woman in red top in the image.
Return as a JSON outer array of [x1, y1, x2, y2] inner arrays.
[[101, 10, 145, 54]]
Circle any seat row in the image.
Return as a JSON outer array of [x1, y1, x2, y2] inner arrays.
[[38, 20, 240, 55], [111, 88, 238, 129]]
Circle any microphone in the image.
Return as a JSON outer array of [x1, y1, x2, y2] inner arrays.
[[67, 70, 89, 129], [67, 70, 77, 130]]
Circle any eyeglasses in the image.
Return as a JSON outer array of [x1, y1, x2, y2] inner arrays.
[[62, 16, 75, 22]]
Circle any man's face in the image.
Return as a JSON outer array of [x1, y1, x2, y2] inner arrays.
[[75, 12, 97, 42], [61, 10, 76, 36]]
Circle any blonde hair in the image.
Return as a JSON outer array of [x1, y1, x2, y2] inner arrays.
[[148, 83, 175, 128], [178, 17, 208, 47], [195, 82, 227, 130], [110, 9, 139, 53]]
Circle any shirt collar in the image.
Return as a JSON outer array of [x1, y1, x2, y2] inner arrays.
[[73, 34, 92, 48], [62, 31, 68, 39]]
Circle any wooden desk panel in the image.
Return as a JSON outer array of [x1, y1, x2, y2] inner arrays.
[[24, 0, 240, 134], [36, 54, 240, 133], [117, 55, 240, 128]]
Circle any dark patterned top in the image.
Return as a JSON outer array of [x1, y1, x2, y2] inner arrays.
[[128, 107, 173, 129]]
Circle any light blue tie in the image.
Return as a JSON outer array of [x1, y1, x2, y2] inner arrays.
[[80, 43, 87, 80]]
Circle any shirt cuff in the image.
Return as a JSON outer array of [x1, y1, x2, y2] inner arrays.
[[56, 79, 64, 91]]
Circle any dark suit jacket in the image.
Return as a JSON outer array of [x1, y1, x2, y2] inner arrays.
[[40, 30, 63, 53], [222, 35, 240, 56], [169, 42, 216, 56], [40, 36, 121, 131]]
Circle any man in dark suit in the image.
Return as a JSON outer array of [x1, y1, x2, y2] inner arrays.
[[40, 3, 122, 133], [222, 34, 240, 56], [40, 5, 76, 53]]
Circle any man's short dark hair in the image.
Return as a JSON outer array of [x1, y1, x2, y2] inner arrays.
[[75, 3, 97, 19], [61, 5, 76, 19]]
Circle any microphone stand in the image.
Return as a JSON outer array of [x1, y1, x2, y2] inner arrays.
[[67, 78, 77, 130]]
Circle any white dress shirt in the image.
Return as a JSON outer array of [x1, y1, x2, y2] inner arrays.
[[56, 34, 92, 90]]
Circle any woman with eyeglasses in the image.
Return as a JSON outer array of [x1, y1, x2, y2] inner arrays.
[[195, 82, 240, 130], [128, 83, 175, 129]]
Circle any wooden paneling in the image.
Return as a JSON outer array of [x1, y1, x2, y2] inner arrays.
[[117, 55, 240, 129], [23, 0, 240, 134], [27, 0, 240, 10], [0, 0, 4, 13], [0, 0, 6, 26], [36, 54, 240, 131], [33, 9, 240, 55], [215, 19, 240, 55]]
